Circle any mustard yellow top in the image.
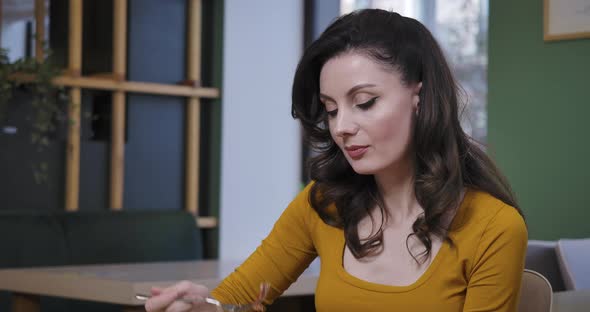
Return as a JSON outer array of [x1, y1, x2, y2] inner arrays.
[[211, 183, 527, 312]]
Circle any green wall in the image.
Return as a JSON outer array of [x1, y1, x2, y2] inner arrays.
[[489, 0, 590, 240]]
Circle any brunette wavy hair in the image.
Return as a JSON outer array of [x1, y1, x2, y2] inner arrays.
[[291, 9, 523, 261]]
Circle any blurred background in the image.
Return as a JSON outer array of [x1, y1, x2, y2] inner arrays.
[[1, 0, 589, 263]]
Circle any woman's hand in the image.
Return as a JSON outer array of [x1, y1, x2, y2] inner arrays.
[[145, 281, 216, 312]]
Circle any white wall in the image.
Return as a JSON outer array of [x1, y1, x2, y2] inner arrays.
[[220, 0, 303, 261]]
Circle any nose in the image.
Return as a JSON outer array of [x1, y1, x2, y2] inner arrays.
[[332, 109, 358, 137]]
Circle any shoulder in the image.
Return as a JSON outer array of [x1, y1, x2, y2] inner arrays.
[[290, 182, 314, 207], [280, 181, 322, 225], [459, 190, 526, 234], [288, 181, 338, 219], [451, 189, 527, 255], [455, 190, 528, 281]]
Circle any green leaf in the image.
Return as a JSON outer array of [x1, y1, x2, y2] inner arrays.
[[1, 45, 66, 184]]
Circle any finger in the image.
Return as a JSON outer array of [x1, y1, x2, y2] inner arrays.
[[191, 284, 210, 295], [145, 289, 183, 312], [164, 299, 193, 312], [151, 287, 163, 296], [171, 280, 199, 294], [180, 293, 204, 304]]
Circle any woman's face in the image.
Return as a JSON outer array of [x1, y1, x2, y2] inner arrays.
[[319, 51, 421, 176]]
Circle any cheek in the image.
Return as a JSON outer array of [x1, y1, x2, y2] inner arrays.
[[368, 95, 415, 141], [370, 110, 414, 146]]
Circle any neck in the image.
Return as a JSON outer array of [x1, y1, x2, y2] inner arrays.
[[374, 157, 421, 224]]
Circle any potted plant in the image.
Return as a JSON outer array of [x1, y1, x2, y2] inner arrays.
[[0, 47, 69, 183]]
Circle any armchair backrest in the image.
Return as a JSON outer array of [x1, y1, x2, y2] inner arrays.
[[556, 238, 590, 290], [525, 240, 565, 291], [518, 269, 553, 312], [59, 210, 202, 265]]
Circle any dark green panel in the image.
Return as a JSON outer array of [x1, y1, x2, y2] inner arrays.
[[200, 0, 223, 259], [488, 0, 590, 239]]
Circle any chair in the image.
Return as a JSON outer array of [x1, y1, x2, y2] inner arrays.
[[556, 238, 590, 290], [525, 240, 565, 291], [518, 269, 552, 312]]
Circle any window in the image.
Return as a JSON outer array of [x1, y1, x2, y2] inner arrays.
[[341, 0, 489, 143]]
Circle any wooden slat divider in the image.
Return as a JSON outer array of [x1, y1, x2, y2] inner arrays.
[[196, 216, 217, 229], [8, 73, 220, 98], [185, 0, 202, 215], [185, 98, 200, 214], [110, 0, 128, 210], [89, 72, 118, 80], [34, 0, 46, 61], [65, 0, 83, 211], [0, 0, 3, 45], [113, 0, 127, 81], [5, 0, 219, 229], [110, 90, 126, 209], [187, 0, 202, 82]]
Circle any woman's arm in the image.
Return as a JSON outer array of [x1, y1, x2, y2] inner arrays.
[[463, 206, 528, 312], [211, 183, 319, 305]]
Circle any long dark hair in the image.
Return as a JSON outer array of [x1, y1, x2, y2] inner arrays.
[[291, 9, 523, 261]]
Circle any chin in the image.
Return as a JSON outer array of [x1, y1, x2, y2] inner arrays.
[[349, 162, 380, 175], [351, 169, 374, 175]]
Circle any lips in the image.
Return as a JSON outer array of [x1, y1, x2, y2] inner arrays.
[[345, 145, 369, 159]]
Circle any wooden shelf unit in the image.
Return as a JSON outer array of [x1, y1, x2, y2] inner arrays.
[[8, 0, 220, 228]]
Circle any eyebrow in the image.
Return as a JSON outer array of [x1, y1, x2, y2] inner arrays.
[[319, 83, 376, 102]]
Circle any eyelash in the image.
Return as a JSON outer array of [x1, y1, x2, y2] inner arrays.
[[357, 96, 378, 110], [325, 96, 378, 118]]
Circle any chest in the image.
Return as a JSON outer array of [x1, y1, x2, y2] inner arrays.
[[342, 225, 443, 286], [313, 224, 469, 312], [315, 254, 466, 312]]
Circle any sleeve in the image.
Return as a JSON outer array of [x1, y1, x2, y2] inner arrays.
[[210, 183, 319, 305], [463, 205, 528, 312]]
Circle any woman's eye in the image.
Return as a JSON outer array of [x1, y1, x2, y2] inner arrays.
[[356, 96, 378, 110], [326, 109, 338, 118]]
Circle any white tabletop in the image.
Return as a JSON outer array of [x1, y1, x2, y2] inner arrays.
[[0, 260, 320, 306]]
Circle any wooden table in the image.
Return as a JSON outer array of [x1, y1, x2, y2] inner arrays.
[[0, 260, 319, 312], [2, 261, 589, 312], [552, 290, 590, 312]]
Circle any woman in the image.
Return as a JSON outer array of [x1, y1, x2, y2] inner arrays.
[[147, 9, 527, 312]]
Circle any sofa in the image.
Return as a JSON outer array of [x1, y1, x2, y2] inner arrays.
[[0, 210, 202, 311]]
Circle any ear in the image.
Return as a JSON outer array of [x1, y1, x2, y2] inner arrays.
[[412, 82, 422, 109]]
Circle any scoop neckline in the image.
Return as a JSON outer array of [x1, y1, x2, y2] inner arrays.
[[335, 189, 474, 293]]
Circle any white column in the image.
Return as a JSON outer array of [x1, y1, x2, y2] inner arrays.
[[220, 0, 303, 261]]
